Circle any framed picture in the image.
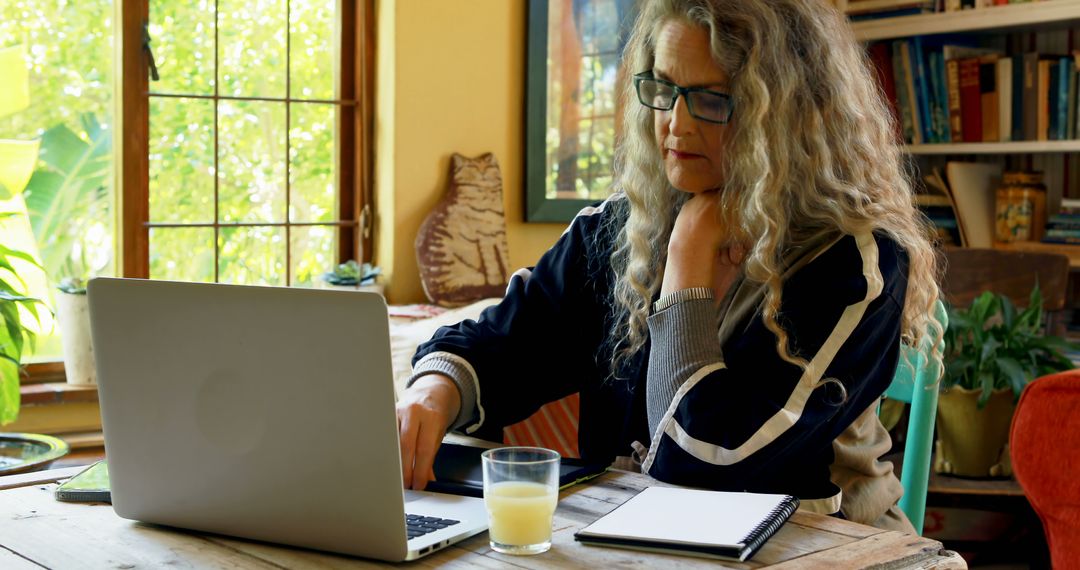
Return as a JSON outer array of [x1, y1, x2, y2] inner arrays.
[[525, 0, 639, 222]]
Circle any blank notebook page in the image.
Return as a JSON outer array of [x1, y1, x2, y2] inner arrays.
[[581, 486, 791, 546]]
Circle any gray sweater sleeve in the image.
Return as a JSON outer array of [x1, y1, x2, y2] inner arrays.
[[646, 297, 724, 438], [406, 352, 480, 432]]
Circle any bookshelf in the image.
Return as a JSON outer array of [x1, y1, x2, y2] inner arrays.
[[908, 140, 1080, 154], [852, 0, 1080, 42], [850, 1, 1080, 248]]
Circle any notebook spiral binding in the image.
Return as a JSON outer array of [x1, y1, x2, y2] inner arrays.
[[742, 496, 801, 558]]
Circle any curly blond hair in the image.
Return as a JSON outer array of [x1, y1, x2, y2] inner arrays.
[[609, 0, 944, 378]]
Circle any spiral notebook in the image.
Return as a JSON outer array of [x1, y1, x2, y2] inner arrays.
[[573, 487, 799, 562]]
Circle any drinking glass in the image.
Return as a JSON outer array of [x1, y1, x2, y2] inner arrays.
[[481, 446, 560, 555]]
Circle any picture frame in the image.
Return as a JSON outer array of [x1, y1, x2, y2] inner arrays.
[[524, 0, 639, 222]]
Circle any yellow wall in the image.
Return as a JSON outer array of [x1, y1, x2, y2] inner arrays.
[[375, 0, 567, 304]]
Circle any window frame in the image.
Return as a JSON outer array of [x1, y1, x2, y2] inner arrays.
[[23, 0, 375, 382], [119, 0, 375, 280]]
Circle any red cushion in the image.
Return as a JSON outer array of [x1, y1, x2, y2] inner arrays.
[[503, 393, 580, 458], [1010, 370, 1080, 569]]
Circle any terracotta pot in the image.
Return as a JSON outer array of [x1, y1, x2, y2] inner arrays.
[[935, 386, 1016, 477], [56, 291, 96, 385]]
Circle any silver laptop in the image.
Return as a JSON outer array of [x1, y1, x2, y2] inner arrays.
[[87, 277, 488, 562]]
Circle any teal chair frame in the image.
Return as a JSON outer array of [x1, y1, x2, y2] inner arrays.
[[881, 300, 947, 535]]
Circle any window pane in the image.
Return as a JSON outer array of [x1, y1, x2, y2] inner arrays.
[[150, 97, 215, 223], [219, 226, 286, 286], [289, 225, 336, 287], [218, 101, 286, 223], [289, 0, 338, 100], [150, 227, 215, 282], [149, 0, 216, 95], [219, 0, 287, 98], [0, 1, 116, 362], [289, 103, 337, 223]]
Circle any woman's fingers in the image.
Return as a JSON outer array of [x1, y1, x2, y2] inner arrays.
[[395, 374, 460, 489], [411, 419, 443, 490], [397, 406, 419, 489]]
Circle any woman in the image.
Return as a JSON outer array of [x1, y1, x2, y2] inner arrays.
[[397, 0, 942, 532]]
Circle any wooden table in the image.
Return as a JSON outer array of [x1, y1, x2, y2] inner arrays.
[[0, 467, 966, 569]]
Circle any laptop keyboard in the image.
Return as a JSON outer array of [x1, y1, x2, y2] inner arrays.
[[406, 514, 461, 540]]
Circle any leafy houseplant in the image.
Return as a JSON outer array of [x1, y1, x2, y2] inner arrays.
[[322, 260, 381, 287], [942, 285, 1076, 405], [0, 230, 43, 425], [936, 285, 1077, 477], [0, 45, 45, 425]]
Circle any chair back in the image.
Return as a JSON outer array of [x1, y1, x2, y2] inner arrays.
[[1010, 370, 1080, 568], [883, 299, 947, 535]]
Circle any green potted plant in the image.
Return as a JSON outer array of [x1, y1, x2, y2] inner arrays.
[[321, 260, 383, 297], [937, 285, 1077, 477], [0, 231, 44, 426]]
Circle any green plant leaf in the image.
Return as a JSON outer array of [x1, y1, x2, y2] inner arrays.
[[1000, 295, 1017, 330], [0, 302, 24, 361], [979, 337, 1001, 365], [23, 115, 111, 279], [977, 371, 995, 408], [944, 356, 975, 388], [0, 244, 44, 270], [996, 357, 1029, 398], [0, 358, 18, 426], [0, 139, 41, 200], [970, 292, 998, 326]]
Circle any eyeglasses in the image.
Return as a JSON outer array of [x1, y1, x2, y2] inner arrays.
[[633, 72, 734, 124]]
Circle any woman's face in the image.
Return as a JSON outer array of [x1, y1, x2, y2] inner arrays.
[[652, 20, 731, 194]]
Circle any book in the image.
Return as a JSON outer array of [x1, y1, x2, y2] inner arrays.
[[1038, 59, 1051, 141], [1056, 57, 1071, 141], [900, 41, 923, 144], [997, 57, 1012, 142], [1011, 53, 1025, 142], [868, 43, 903, 141], [959, 57, 983, 142], [932, 51, 952, 141], [574, 487, 799, 562], [912, 37, 934, 143], [1024, 52, 1040, 141], [922, 168, 964, 246], [946, 58, 963, 141], [894, 40, 917, 143], [946, 161, 1003, 248], [980, 55, 1000, 142]]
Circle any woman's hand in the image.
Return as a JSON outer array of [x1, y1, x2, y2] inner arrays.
[[661, 191, 726, 297], [396, 374, 461, 490]]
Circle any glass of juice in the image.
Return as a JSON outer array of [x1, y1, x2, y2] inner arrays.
[[481, 446, 560, 555]]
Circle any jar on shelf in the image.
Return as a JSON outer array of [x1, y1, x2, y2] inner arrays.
[[995, 171, 1047, 243]]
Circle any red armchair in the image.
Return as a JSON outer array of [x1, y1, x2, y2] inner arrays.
[[1010, 370, 1080, 569]]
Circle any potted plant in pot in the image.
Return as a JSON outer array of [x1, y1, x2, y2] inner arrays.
[[321, 260, 383, 297], [0, 235, 44, 425], [937, 285, 1077, 477], [55, 277, 95, 385], [0, 224, 71, 474]]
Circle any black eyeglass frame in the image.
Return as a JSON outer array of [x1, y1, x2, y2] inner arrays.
[[633, 71, 734, 124]]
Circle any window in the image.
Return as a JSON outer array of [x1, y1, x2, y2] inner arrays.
[[1, 0, 373, 374], [127, 0, 374, 285]]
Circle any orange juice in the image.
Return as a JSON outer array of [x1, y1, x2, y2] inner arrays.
[[484, 481, 557, 546]]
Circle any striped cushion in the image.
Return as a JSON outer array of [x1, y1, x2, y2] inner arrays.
[[503, 393, 580, 458]]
